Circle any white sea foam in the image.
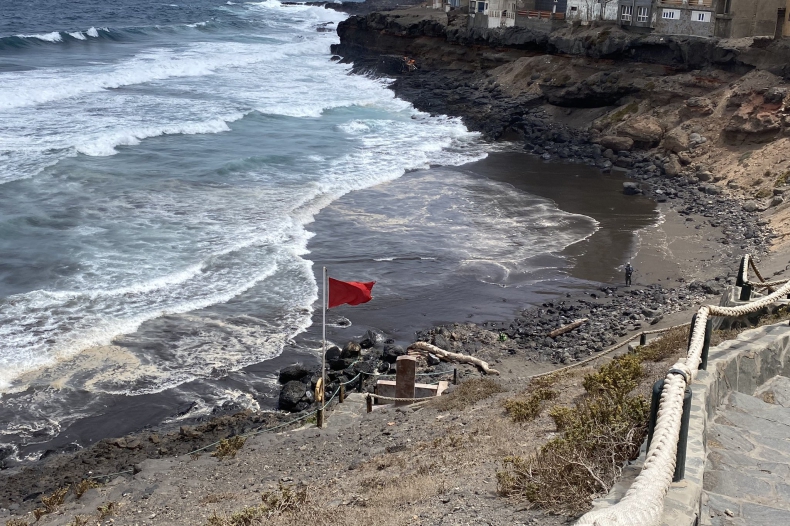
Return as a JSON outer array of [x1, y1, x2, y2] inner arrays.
[[75, 114, 243, 156], [86, 27, 99, 37], [18, 31, 63, 42], [68, 31, 87, 40]]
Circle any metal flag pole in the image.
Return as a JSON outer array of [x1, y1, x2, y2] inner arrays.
[[319, 266, 327, 428]]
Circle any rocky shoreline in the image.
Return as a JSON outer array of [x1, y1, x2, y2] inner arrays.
[[1, 2, 785, 516]]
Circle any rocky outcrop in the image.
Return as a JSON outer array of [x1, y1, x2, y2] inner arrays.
[[616, 116, 664, 147]]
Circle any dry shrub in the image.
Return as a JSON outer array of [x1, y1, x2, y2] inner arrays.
[[69, 516, 90, 526], [432, 378, 504, 412], [213, 436, 247, 460], [74, 478, 99, 499], [762, 391, 777, 404], [497, 355, 650, 514], [42, 486, 69, 512], [636, 326, 690, 362], [206, 484, 308, 526], [97, 501, 117, 519], [503, 388, 557, 423], [5, 519, 28, 526], [582, 354, 645, 396]]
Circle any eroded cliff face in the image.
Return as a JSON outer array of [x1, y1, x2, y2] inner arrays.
[[331, 8, 790, 247]]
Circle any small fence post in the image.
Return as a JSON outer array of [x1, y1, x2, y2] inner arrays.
[[339, 384, 345, 403], [739, 284, 752, 301], [453, 368, 458, 385], [673, 387, 693, 482], [646, 379, 664, 452], [736, 256, 747, 287], [699, 318, 713, 371], [639, 333, 647, 346], [366, 394, 373, 413], [374, 384, 379, 405], [357, 373, 364, 392], [316, 408, 324, 428]]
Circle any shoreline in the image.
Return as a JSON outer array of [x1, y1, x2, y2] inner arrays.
[[0, 7, 781, 516]]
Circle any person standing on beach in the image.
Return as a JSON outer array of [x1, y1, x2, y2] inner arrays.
[[625, 262, 634, 287]]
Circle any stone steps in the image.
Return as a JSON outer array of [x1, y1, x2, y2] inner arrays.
[[702, 385, 790, 525]]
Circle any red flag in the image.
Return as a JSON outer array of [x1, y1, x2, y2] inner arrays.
[[328, 278, 375, 309]]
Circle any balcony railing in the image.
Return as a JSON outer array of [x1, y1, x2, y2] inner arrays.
[[517, 10, 565, 19]]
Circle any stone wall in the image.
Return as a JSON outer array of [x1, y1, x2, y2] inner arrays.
[[655, 6, 715, 37]]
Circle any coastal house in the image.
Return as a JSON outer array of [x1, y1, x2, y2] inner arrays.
[[713, 0, 785, 38], [653, 0, 717, 36], [512, 0, 568, 28], [567, 0, 619, 22], [488, 0, 518, 26], [617, 0, 655, 29], [433, 0, 471, 11]]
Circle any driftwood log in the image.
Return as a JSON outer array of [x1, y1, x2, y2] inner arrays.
[[548, 318, 588, 339], [408, 341, 500, 375]]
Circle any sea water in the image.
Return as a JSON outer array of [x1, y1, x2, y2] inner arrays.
[[0, 0, 601, 461]]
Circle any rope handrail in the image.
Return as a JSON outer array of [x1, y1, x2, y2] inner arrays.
[[528, 322, 692, 381], [577, 256, 790, 526], [744, 254, 790, 288], [366, 392, 438, 402]]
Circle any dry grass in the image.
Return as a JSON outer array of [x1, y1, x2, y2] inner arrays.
[[212, 436, 247, 460], [206, 484, 309, 526], [637, 326, 690, 362], [5, 519, 29, 526], [68, 516, 90, 526], [74, 479, 100, 499], [97, 501, 117, 519], [431, 377, 504, 412]]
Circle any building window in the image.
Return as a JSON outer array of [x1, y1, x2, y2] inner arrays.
[[620, 5, 632, 21], [662, 8, 680, 19], [692, 10, 711, 22], [636, 6, 648, 22]]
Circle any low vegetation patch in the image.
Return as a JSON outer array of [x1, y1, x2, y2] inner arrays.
[[5, 519, 29, 526], [212, 436, 247, 460], [503, 388, 557, 423], [498, 353, 652, 513], [97, 501, 118, 519], [432, 378, 504, 412], [206, 484, 308, 526], [74, 478, 100, 499]]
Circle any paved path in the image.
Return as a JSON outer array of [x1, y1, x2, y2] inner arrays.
[[702, 376, 790, 525]]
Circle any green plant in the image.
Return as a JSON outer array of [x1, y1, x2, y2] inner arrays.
[[635, 326, 689, 362], [212, 436, 247, 460], [755, 187, 773, 199], [775, 170, 790, 187], [582, 354, 645, 397], [503, 388, 557, 423], [738, 151, 752, 164]]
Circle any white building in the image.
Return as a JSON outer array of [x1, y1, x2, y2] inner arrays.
[[566, 0, 619, 21], [488, 0, 517, 27]]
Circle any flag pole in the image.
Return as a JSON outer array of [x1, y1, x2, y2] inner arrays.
[[320, 266, 327, 428]]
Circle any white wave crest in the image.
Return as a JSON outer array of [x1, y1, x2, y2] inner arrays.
[[86, 27, 99, 37], [18, 31, 63, 42], [68, 31, 87, 40], [75, 115, 243, 157]]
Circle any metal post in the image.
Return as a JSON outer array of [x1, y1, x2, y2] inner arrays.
[[366, 394, 373, 413], [646, 379, 663, 452], [736, 256, 747, 287], [317, 408, 324, 428], [321, 266, 327, 417], [453, 368, 457, 385], [374, 384, 379, 405], [673, 387, 693, 482], [699, 318, 713, 371], [339, 383, 345, 403], [639, 333, 647, 346], [357, 372, 363, 393], [739, 284, 752, 301]]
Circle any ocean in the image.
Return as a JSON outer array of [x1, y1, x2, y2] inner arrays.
[[0, 0, 652, 463]]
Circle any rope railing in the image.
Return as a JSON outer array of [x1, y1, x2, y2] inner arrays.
[[577, 256, 790, 526]]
